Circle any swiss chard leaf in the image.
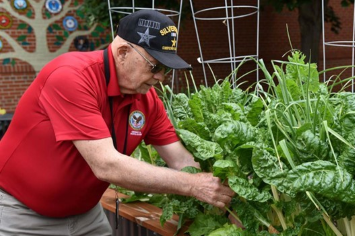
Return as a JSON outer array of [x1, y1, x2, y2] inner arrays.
[[287, 160, 355, 203], [295, 130, 330, 162], [212, 159, 236, 180], [252, 149, 293, 195], [208, 223, 245, 235], [171, 93, 191, 121], [245, 96, 264, 126], [228, 176, 272, 202], [189, 94, 204, 123], [176, 129, 224, 162], [186, 213, 228, 236], [178, 118, 211, 140], [213, 121, 256, 154]]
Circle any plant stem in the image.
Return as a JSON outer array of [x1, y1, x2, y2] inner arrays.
[[350, 216, 355, 236], [322, 213, 343, 236], [271, 186, 287, 230], [339, 218, 351, 236], [224, 206, 241, 224]]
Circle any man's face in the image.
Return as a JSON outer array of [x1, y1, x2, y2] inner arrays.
[[117, 44, 166, 95]]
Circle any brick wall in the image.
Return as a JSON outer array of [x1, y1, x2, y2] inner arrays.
[[1, 0, 355, 113]]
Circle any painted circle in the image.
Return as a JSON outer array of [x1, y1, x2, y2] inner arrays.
[[0, 13, 12, 29], [13, 0, 28, 10], [63, 16, 78, 31], [45, 0, 62, 14]]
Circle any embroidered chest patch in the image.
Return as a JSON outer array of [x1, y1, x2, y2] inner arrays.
[[129, 111, 145, 130]]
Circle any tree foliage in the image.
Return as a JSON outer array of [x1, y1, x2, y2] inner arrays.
[[262, 0, 354, 63], [263, 0, 354, 34]]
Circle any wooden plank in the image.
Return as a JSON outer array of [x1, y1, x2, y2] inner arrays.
[[100, 188, 189, 236]]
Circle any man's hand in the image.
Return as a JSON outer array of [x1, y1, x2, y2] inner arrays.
[[190, 172, 235, 208]]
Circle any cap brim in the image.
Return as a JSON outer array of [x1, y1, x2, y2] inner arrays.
[[145, 48, 192, 70]]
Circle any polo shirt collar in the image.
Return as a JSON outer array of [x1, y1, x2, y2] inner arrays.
[[106, 44, 121, 97], [106, 44, 142, 100]]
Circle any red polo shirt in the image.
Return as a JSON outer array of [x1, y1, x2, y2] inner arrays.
[[0, 44, 179, 217]]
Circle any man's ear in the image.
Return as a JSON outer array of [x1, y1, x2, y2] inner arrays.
[[116, 44, 129, 62]]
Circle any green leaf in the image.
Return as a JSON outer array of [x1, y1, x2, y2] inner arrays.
[[232, 198, 271, 232], [90, 42, 95, 51], [287, 160, 355, 203], [252, 149, 292, 195], [295, 130, 329, 162], [17, 35, 27, 41], [3, 58, 10, 65], [91, 31, 99, 37], [209, 224, 244, 236], [106, 33, 112, 42], [17, 23, 27, 29], [63, 31, 69, 38], [171, 93, 191, 120], [55, 35, 64, 41], [181, 166, 201, 174], [228, 176, 272, 202], [52, 24, 62, 30], [95, 25, 105, 32], [286, 51, 319, 93], [160, 201, 173, 226], [189, 94, 204, 122], [26, 9, 33, 17], [276, 79, 301, 101], [221, 103, 242, 121], [339, 133, 355, 175], [179, 119, 211, 140], [45, 11, 51, 19], [176, 129, 223, 162], [76, 9, 85, 19], [246, 96, 263, 126], [213, 160, 235, 179], [213, 121, 256, 154], [186, 213, 228, 236]]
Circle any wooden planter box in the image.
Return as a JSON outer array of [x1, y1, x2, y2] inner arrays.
[[100, 188, 188, 236]]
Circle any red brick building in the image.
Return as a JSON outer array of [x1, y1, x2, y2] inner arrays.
[[1, 0, 354, 113]]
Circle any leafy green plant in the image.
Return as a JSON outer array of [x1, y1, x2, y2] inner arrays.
[[153, 50, 355, 235], [115, 49, 355, 235]]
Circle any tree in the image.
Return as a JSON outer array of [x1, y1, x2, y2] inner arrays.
[[263, 0, 354, 63], [0, 0, 110, 73]]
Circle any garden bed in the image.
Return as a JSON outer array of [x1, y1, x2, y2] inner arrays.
[[100, 188, 189, 236]]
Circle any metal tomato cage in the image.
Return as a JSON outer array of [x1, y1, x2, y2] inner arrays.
[[107, 0, 260, 90], [322, 1, 355, 92], [189, 0, 260, 87], [106, 0, 185, 93]]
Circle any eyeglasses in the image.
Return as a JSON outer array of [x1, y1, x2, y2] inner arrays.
[[127, 42, 169, 74]]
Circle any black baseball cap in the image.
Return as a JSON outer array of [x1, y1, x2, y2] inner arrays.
[[116, 9, 192, 70]]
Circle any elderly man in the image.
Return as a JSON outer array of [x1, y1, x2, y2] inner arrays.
[[0, 9, 234, 235]]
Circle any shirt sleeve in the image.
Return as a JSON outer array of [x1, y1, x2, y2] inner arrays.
[[38, 66, 111, 141], [143, 91, 179, 145]]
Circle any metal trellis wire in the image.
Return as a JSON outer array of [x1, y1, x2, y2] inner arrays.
[[322, 0, 355, 92], [189, 0, 260, 87]]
